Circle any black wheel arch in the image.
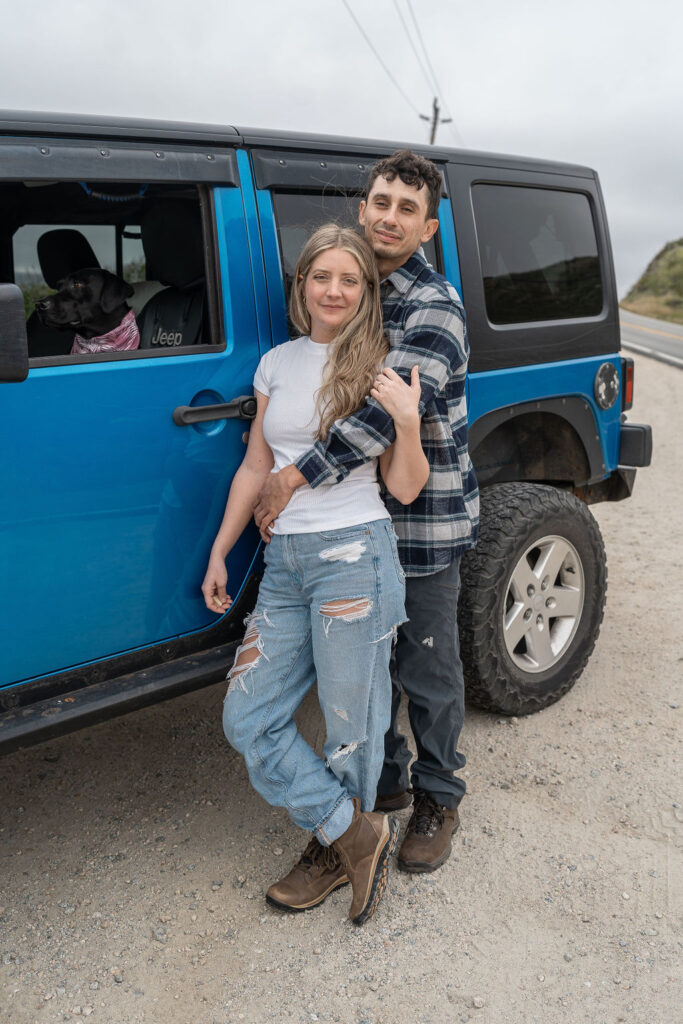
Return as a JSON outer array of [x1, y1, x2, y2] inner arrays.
[[469, 397, 606, 490]]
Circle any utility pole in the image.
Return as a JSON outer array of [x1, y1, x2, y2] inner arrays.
[[419, 96, 452, 145]]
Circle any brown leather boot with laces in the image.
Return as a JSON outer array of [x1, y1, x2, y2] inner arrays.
[[332, 797, 399, 925], [397, 788, 460, 873], [266, 836, 349, 912]]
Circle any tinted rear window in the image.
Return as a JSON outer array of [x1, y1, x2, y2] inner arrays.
[[472, 184, 603, 325]]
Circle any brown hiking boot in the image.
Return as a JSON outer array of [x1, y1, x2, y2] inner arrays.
[[374, 789, 413, 812], [332, 797, 399, 925], [397, 788, 460, 873], [265, 837, 349, 912]]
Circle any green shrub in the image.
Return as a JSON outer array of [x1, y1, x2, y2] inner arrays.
[[124, 258, 146, 283], [626, 239, 683, 300], [20, 282, 54, 319]]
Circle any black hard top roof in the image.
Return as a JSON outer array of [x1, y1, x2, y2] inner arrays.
[[0, 110, 595, 178]]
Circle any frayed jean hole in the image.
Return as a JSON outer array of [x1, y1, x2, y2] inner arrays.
[[325, 739, 363, 766], [371, 623, 400, 644], [319, 541, 367, 564], [227, 621, 268, 694], [231, 647, 261, 674], [319, 597, 372, 619]]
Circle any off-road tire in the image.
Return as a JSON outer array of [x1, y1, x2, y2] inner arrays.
[[459, 483, 607, 715]]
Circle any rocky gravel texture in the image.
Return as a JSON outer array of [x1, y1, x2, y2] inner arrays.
[[1, 353, 681, 1024]]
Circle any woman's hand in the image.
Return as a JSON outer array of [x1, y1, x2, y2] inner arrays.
[[375, 364, 428, 504], [370, 365, 421, 428], [201, 555, 232, 614]]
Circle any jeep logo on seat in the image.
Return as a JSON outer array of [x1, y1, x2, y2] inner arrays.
[[151, 327, 183, 346]]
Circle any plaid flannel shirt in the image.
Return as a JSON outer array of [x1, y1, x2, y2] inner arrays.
[[296, 249, 479, 576]]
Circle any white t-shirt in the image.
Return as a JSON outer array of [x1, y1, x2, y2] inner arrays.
[[253, 335, 389, 534]]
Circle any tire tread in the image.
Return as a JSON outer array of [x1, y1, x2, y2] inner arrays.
[[459, 483, 607, 715]]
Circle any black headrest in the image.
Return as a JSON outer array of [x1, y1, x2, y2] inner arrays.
[[140, 201, 204, 289], [38, 229, 100, 289]]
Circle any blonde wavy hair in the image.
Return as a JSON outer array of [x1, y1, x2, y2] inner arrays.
[[289, 224, 389, 441]]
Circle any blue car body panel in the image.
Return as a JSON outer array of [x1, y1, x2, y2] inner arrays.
[[0, 182, 265, 689], [253, 185, 292, 348], [468, 354, 624, 474], [437, 197, 462, 299]]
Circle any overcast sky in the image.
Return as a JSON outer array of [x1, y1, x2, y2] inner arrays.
[[1, 0, 681, 296]]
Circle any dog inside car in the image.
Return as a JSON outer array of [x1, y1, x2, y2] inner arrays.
[[35, 268, 140, 354]]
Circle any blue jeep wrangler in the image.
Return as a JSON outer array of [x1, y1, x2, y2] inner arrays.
[[0, 111, 652, 750]]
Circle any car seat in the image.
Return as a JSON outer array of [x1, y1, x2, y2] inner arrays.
[[137, 201, 206, 350], [128, 279, 164, 316], [26, 229, 100, 357]]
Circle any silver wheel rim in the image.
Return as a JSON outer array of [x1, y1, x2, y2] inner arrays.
[[503, 534, 585, 675]]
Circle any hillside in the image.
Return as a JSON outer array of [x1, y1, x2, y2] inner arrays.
[[621, 238, 683, 324]]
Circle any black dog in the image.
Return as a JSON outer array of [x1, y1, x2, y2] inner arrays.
[[36, 269, 139, 353]]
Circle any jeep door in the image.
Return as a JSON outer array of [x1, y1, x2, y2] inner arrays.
[[0, 134, 264, 688]]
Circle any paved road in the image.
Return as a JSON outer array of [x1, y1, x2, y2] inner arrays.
[[620, 309, 683, 368]]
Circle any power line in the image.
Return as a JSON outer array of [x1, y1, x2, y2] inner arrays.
[[406, 0, 447, 104], [341, 0, 422, 118], [406, 0, 463, 145], [391, 0, 438, 98], [342, 0, 463, 147], [393, 0, 458, 145]]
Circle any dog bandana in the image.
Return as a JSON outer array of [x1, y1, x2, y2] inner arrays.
[[71, 308, 140, 354]]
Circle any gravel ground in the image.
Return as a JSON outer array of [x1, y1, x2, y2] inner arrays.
[[1, 353, 681, 1024]]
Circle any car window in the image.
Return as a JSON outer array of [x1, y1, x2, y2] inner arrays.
[[3, 181, 217, 360], [472, 184, 603, 325], [272, 192, 441, 299], [14, 222, 144, 315]]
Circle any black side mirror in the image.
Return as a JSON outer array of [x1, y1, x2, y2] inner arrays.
[[0, 284, 29, 382]]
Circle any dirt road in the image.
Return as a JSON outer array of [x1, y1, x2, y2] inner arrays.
[[1, 353, 681, 1024]]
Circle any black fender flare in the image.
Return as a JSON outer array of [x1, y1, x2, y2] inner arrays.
[[468, 396, 605, 486]]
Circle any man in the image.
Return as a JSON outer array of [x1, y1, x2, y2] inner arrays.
[[254, 149, 478, 905]]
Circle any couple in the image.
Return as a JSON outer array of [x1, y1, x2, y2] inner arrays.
[[202, 149, 479, 925]]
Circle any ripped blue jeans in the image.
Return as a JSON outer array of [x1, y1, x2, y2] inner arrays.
[[223, 519, 406, 846]]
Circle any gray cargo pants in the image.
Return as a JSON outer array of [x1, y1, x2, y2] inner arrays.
[[377, 557, 466, 810]]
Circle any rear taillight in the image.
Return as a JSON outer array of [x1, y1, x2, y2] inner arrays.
[[622, 357, 634, 410]]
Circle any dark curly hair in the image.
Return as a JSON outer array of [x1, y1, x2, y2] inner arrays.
[[365, 149, 443, 220]]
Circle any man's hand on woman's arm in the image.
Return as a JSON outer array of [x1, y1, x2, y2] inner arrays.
[[253, 464, 306, 543]]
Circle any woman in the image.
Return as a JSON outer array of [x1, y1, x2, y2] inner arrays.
[[201, 224, 428, 925]]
